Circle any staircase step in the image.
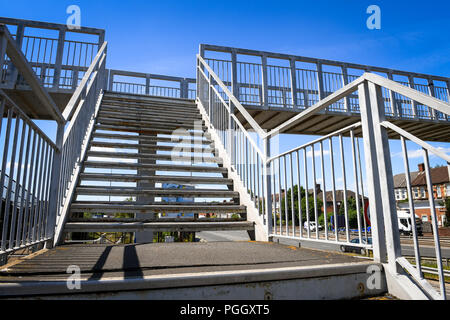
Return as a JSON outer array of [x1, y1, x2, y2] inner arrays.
[[102, 98, 197, 109], [75, 186, 238, 197], [87, 151, 223, 164], [70, 203, 246, 214], [102, 95, 196, 106], [97, 118, 204, 130], [83, 161, 226, 173], [101, 104, 199, 115], [79, 173, 234, 185], [100, 106, 202, 120], [89, 141, 215, 152], [94, 124, 207, 135], [98, 111, 202, 124], [64, 221, 254, 233], [92, 132, 213, 144]]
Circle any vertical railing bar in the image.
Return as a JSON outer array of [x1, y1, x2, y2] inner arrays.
[[339, 134, 350, 242], [356, 137, 368, 241], [31, 136, 43, 243], [9, 118, 26, 249], [278, 157, 282, 233], [22, 131, 36, 245], [303, 148, 310, 238], [350, 130, 363, 244], [311, 144, 319, 239], [423, 148, 446, 298], [2, 111, 20, 251], [283, 155, 289, 236], [0, 108, 13, 251], [36, 143, 50, 241], [297, 150, 303, 238], [329, 137, 338, 242], [400, 136, 422, 279], [289, 153, 295, 237], [320, 141, 328, 241]]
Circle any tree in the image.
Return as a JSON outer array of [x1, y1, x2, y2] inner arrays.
[[338, 196, 364, 229], [280, 185, 323, 226]]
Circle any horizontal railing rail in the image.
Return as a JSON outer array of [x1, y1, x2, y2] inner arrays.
[[108, 69, 196, 99]]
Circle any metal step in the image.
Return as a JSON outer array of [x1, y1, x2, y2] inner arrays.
[[87, 151, 223, 164], [75, 186, 238, 198], [89, 141, 215, 152], [83, 161, 227, 173], [64, 221, 254, 232], [92, 132, 213, 144], [97, 118, 204, 130], [70, 203, 246, 214], [101, 98, 197, 109], [79, 173, 234, 185], [97, 111, 203, 124], [100, 103, 199, 115], [99, 106, 201, 120], [94, 124, 207, 135]]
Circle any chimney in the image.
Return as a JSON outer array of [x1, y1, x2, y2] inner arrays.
[[315, 184, 321, 193], [418, 163, 425, 172]]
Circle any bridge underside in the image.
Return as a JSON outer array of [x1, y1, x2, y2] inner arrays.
[[0, 241, 385, 299], [237, 105, 450, 142], [1, 87, 72, 120]]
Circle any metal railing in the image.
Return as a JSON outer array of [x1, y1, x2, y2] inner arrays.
[[0, 24, 64, 257], [108, 69, 196, 99], [53, 42, 108, 245], [198, 45, 450, 299], [0, 17, 105, 91], [201, 44, 450, 122]]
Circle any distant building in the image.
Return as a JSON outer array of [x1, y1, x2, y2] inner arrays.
[[394, 164, 450, 226]]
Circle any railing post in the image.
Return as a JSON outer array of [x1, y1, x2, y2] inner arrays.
[[231, 49, 239, 99], [208, 74, 213, 117], [359, 80, 402, 271], [341, 65, 351, 113], [46, 121, 65, 246], [264, 136, 273, 239], [8, 23, 24, 86], [180, 79, 189, 99], [228, 101, 235, 166], [387, 73, 400, 118], [145, 74, 150, 95], [0, 34, 6, 74], [408, 76, 419, 118], [108, 70, 114, 91], [316, 62, 325, 100], [427, 79, 438, 120], [261, 54, 269, 109], [289, 58, 298, 109], [52, 28, 66, 89]]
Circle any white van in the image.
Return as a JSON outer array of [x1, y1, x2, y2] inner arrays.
[[397, 209, 423, 236]]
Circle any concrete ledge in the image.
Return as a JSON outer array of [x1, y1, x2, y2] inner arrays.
[[0, 261, 385, 299]]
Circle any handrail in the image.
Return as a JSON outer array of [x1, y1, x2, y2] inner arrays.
[[63, 41, 108, 122], [267, 73, 450, 139], [0, 24, 64, 124], [197, 54, 266, 139]]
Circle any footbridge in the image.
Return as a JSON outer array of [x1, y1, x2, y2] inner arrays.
[[0, 17, 449, 300]]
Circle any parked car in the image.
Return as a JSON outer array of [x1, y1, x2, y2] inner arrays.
[[340, 237, 372, 255], [304, 221, 323, 232]]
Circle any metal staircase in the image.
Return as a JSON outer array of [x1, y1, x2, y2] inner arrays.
[[63, 93, 254, 238]]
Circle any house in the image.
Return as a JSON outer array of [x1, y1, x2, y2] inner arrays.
[[393, 164, 450, 226]]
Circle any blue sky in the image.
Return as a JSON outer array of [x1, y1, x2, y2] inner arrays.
[[1, 0, 449, 191]]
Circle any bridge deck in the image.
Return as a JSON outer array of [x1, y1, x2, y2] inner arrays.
[[0, 242, 381, 299]]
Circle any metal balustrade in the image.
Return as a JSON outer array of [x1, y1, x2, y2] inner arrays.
[[199, 45, 450, 299], [0, 17, 105, 91], [108, 69, 196, 99], [201, 44, 450, 122]]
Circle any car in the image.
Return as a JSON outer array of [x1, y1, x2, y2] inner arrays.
[[340, 237, 372, 255], [304, 221, 324, 232]]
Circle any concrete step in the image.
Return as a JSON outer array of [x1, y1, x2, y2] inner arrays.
[[70, 203, 247, 214], [87, 151, 223, 164], [83, 161, 226, 173], [75, 186, 238, 198], [94, 124, 207, 135], [79, 173, 233, 185], [92, 132, 213, 144], [63, 221, 254, 232]]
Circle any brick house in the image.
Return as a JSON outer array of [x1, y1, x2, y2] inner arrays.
[[394, 164, 450, 226]]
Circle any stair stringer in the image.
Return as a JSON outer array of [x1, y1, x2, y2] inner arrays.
[[196, 99, 268, 241]]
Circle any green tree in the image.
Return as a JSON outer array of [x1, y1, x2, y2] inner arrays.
[[338, 196, 364, 229], [280, 185, 323, 226]]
